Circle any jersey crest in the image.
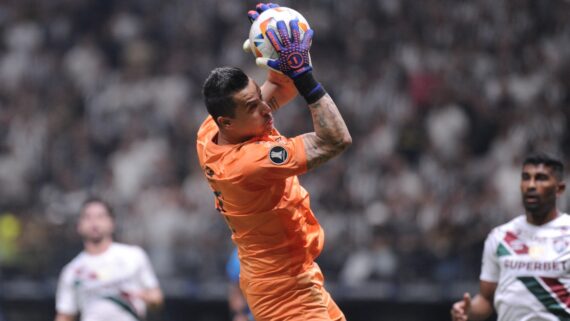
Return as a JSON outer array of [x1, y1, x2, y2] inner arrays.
[[553, 237, 569, 254], [269, 146, 288, 165]]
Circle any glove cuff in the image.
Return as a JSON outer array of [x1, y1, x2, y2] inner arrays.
[[293, 71, 326, 105]]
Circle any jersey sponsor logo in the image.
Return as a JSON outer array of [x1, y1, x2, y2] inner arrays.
[[503, 259, 569, 272], [269, 146, 288, 165]]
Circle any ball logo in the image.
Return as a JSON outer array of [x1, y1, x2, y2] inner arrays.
[[287, 53, 304, 69], [269, 146, 288, 165]]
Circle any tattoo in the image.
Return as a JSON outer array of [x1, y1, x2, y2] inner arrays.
[[268, 97, 280, 111], [302, 95, 351, 170]]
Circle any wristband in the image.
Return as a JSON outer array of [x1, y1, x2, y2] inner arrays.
[[293, 71, 326, 105]]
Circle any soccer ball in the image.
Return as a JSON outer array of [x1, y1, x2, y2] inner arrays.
[[248, 7, 311, 59]]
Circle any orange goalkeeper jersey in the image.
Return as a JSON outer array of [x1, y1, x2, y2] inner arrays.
[[196, 116, 324, 282]]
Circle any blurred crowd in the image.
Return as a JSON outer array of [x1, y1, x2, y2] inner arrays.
[[1, 0, 569, 299]]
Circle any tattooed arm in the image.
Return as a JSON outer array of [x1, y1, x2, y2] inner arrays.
[[301, 94, 352, 171], [261, 71, 298, 111]]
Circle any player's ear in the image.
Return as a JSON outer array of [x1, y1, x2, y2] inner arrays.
[[217, 116, 233, 129], [557, 181, 566, 196]]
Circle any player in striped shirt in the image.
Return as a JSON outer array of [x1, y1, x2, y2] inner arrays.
[[451, 153, 568, 321], [55, 198, 163, 321]]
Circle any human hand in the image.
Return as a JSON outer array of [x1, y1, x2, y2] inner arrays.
[[242, 3, 280, 52], [126, 289, 163, 309], [258, 19, 314, 78], [450, 293, 471, 321]]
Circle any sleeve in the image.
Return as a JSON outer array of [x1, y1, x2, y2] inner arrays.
[[479, 228, 500, 283], [239, 135, 307, 184], [136, 248, 160, 289], [55, 266, 78, 315]]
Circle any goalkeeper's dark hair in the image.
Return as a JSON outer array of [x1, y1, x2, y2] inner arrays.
[[80, 196, 115, 219], [202, 67, 249, 125], [523, 152, 565, 180]]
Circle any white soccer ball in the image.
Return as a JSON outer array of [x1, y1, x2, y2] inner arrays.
[[248, 7, 311, 59]]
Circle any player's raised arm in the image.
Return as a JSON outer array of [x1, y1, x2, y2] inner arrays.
[[302, 93, 351, 170], [260, 70, 296, 111], [243, 3, 297, 111], [259, 19, 351, 170]]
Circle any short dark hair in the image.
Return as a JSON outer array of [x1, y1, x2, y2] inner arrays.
[[80, 196, 115, 219], [202, 67, 249, 125], [523, 152, 565, 180]]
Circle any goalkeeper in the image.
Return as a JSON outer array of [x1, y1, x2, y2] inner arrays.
[[196, 3, 351, 320]]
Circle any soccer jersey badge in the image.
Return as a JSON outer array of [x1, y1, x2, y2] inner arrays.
[[553, 238, 568, 253], [269, 146, 288, 165]]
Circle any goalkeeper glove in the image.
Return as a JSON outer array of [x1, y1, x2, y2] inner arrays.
[[242, 3, 280, 52], [248, 3, 280, 23], [263, 20, 325, 104], [261, 19, 313, 78]]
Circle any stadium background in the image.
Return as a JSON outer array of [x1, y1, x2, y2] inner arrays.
[[0, 0, 569, 320]]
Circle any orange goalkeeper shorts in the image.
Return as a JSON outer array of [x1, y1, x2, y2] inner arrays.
[[240, 263, 345, 321]]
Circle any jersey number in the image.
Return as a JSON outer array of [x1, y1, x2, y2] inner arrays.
[[213, 191, 225, 213], [214, 191, 235, 233]]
